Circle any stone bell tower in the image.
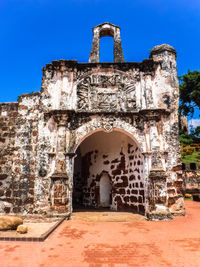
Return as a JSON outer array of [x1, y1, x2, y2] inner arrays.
[[89, 22, 124, 63]]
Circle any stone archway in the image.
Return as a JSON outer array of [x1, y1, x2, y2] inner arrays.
[[72, 129, 145, 214]]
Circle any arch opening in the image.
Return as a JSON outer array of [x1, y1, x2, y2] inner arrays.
[[72, 130, 145, 214], [99, 28, 114, 38], [100, 36, 114, 62]]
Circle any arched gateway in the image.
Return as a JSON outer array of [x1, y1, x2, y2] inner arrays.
[[0, 22, 185, 220], [73, 130, 145, 214]]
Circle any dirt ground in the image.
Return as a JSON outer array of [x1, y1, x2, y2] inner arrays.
[[0, 200, 200, 267], [70, 210, 145, 222]]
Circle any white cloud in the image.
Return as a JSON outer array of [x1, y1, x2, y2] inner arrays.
[[188, 119, 200, 129]]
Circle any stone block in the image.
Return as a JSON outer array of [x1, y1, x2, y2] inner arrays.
[[0, 174, 7, 180], [0, 216, 23, 230], [118, 188, 125, 194], [4, 207, 11, 213], [0, 189, 4, 197], [17, 225, 28, 234], [130, 196, 138, 202], [167, 189, 175, 195]]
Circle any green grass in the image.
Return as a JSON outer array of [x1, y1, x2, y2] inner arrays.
[[184, 196, 193, 200], [181, 143, 200, 168]]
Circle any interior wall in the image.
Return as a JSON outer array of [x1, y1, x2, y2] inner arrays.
[[73, 130, 145, 214]]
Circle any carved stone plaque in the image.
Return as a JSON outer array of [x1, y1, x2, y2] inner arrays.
[[77, 73, 136, 112]]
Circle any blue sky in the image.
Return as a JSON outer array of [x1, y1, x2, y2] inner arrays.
[[0, 0, 199, 122]]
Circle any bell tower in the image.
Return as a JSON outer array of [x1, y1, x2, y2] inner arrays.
[[89, 22, 124, 63]]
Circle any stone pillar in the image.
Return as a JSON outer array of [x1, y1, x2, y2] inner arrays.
[[52, 115, 68, 176], [89, 27, 100, 63], [143, 111, 172, 220], [147, 158, 172, 221], [113, 26, 124, 63], [150, 45, 185, 217], [50, 114, 70, 215]]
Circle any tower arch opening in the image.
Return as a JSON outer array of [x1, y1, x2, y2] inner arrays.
[[73, 129, 145, 214], [100, 36, 114, 62]]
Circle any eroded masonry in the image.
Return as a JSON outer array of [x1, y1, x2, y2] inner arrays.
[[0, 22, 185, 220]]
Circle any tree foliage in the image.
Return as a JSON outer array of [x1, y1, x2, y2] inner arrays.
[[195, 126, 200, 137], [179, 70, 200, 116], [190, 126, 200, 137]]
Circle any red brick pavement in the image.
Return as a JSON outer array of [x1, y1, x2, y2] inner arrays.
[[0, 200, 200, 267]]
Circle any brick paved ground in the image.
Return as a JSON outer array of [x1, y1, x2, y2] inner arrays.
[[0, 200, 200, 267]]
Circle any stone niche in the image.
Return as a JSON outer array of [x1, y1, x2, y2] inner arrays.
[[0, 22, 185, 220]]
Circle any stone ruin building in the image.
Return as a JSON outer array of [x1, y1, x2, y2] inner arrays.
[[0, 22, 185, 220]]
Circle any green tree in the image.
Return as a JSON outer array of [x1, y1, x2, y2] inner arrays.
[[194, 126, 200, 137], [179, 70, 200, 116]]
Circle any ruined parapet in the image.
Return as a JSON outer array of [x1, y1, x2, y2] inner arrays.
[[89, 22, 124, 63], [150, 44, 177, 73], [149, 44, 179, 109], [150, 44, 177, 59]]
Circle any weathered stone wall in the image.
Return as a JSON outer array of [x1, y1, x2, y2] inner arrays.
[[183, 170, 200, 193], [0, 93, 41, 215], [14, 93, 40, 215], [0, 103, 18, 213]]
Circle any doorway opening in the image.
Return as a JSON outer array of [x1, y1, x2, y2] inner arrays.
[[72, 130, 145, 214], [99, 172, 112, 207]]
